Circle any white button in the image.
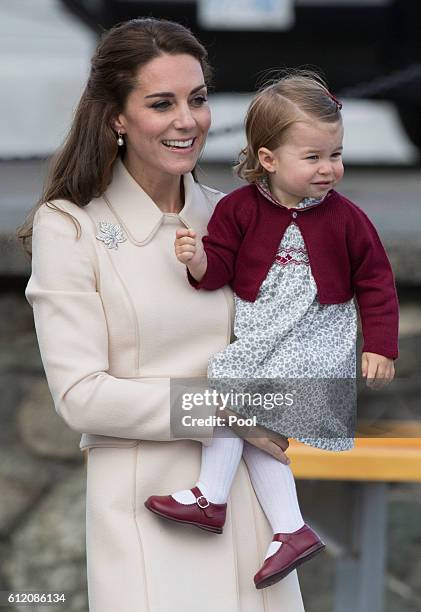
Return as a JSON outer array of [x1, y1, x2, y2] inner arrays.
[[292, 211, 298, 219]]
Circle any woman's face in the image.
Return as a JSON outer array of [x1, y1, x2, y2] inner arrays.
[[114, 53, 211, 179]]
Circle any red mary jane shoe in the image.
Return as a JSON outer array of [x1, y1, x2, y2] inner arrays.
[[254, 523, 326, 589], [144, 486, 227, 534]]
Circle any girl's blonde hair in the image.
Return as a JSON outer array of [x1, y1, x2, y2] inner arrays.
[[235, 70, 342, 183]]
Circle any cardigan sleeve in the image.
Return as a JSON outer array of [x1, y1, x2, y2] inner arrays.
[[348, 205, 399, 359], [188, 193, 245, 291], [25, 203, 214, 443]]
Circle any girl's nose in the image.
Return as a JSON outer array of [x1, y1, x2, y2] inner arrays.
[[318, 162, 332, 175]]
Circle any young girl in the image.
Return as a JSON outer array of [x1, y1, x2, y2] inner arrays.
[[145, 72, 399, 589]]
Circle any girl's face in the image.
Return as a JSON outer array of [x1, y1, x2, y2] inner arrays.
[[259, 119, 344, 207], [114, 53, 211, 180]]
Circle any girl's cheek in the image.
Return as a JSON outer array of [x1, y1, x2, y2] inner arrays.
[[336, 162, 345, 178]]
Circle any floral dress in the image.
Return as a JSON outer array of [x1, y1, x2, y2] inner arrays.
[[208, 182, 357, 451]]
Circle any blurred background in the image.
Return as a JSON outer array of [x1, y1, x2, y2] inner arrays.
[[0, 1, 420, 611]]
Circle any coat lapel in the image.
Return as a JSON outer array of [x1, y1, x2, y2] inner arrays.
[[98, 157, 214, 246]]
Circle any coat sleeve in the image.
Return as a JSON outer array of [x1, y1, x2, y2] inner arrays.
[[25, 203, 214, 443], [348, 204, 399, 359], [187, 193, 245, 291]]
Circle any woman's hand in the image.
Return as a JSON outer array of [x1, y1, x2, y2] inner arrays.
[[218, 407, 291, 465], [174, 228, 207, 282], [361, 352, 395, 389], [244, 429, 291, 465]]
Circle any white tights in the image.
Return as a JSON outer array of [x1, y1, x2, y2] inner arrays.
[[172, 426, 305, 559]]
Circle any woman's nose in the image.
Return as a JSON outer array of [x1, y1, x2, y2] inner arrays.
[[173, 104, 196, 130]]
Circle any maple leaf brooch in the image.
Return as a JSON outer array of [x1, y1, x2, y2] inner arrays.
[[95, 222, 127, 250]]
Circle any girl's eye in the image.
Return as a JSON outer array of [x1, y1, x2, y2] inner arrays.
[[306, 155, 319, 160], [191, 95, 208, 106], [332, 152, 342, 158]]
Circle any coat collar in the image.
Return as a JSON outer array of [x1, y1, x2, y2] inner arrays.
[[101, 157, 210, 246]]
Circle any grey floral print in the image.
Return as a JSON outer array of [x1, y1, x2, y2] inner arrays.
[[208, 192, 357, 452]]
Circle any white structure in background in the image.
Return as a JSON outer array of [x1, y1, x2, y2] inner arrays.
[[0, 0, 96, 159], [0, 0, 417, 164], [198, 0, 295, 29], [204, 95, 419, 164]]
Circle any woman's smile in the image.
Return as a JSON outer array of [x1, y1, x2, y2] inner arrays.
[[162, 137, 197, 152]]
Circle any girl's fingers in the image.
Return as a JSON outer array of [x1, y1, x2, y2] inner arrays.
[[365, 358, 396, 389], [385, 364, 395, 384], [361, 353, 369, 377], [175, 245, 196, 256], [373, 364, 388, 388], [175, 228, 196, 239], [376, 364, 387, 378], [175, 228, 189, 238], [366, 360, 379, 387], [177, 252, 193, 263], [175, 236, 196, 246]]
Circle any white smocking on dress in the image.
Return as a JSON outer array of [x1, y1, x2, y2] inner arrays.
[[208, 181, 357, 451]]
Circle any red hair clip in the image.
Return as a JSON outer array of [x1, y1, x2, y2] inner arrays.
[[327, 91, 343, 110]]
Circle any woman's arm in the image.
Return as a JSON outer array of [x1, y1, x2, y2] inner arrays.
[[25, 204, 214, 443]]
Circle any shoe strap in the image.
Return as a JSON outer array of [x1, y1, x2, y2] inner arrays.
[[273, 525, 308, 543], [191, 486, 216, 518]]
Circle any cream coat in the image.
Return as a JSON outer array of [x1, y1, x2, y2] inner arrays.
[[25, 158, 305, 612]]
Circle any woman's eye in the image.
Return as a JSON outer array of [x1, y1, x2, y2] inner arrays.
[[191, 95, 208, 106], [151, 100, 171, 110]]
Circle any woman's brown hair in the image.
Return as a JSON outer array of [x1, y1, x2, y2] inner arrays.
[[235, 69, 342, 183], [17, 18, 212, 256]]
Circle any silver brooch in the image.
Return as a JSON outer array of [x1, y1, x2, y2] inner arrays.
[[96, 222, 127, 250]]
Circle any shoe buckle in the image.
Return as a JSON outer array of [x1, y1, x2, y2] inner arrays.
[[196, 495, 210, 509]]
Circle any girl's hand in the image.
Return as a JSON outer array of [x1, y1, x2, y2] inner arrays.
[[174, 228, 207, 281], [218, 407, 291, 465], [361, 352, 395, 389], [174, 228, 198, 263]]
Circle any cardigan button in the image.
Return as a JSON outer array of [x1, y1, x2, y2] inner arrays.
[[292, 211, 298, 219]]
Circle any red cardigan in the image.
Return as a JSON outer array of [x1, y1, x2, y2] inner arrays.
[[188, 184, 399, 359]]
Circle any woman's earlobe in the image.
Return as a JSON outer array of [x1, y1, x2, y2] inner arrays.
[[112, 114, 125, 133]]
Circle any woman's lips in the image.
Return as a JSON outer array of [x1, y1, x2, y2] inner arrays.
[[162, 137, 197, 152]]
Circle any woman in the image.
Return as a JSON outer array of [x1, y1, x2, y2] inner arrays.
[[19, 18, 305, 612]]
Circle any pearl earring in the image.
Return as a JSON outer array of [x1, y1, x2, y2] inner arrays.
[[117, 130, 124, 146]]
